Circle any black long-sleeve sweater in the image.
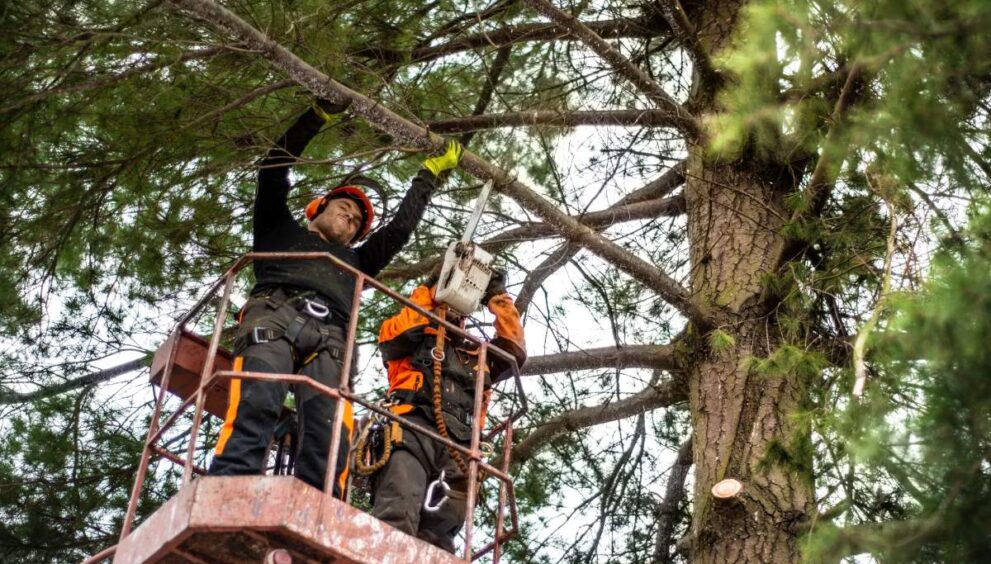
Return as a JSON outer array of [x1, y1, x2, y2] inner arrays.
[[252, 108, 436, 324]]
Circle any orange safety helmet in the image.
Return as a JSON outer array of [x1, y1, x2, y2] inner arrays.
[[305, 177, 379, 244]]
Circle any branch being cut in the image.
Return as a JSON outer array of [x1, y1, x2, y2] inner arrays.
[[428, 109, 693, 133], [522, 343, 681, 376], [511, 374, 687, 463], [522, 0, 701, 141], [167, 0, 714, 328], [381, 194, 685, 281]]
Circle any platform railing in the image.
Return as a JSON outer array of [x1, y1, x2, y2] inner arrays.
[[117, 251, 527, 563]]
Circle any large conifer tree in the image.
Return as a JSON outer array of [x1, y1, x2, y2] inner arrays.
[[1, 0, 988, 561]]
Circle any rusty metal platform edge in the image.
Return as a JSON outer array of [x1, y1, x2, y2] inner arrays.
[[113, 476, 464, 564]]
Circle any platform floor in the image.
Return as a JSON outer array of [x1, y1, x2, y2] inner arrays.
[[113, 476, 463, 563]]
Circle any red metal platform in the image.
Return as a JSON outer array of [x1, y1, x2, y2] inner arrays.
[[114, 476, 461, 563]]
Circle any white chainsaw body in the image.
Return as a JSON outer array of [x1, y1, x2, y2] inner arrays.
[[434, 241, 493, 317]]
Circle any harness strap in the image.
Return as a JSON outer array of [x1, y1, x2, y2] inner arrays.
[[284, 314, 308, 344], [388, 389, 474, 427]]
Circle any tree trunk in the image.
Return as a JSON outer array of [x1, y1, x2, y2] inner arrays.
[[683, 153, 813, 562], [678, 1, 816, 560]]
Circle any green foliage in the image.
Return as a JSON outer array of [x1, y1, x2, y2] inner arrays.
[[715, 0, 991, 198], [742, 345, 828, 382], [805, 204, 991, 561], [0, 391, 175, 562], [0, 0, 987, 561], [708, 328, 736, 353]]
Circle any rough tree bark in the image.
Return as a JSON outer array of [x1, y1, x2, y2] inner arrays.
[[681, 1, 814, 561]]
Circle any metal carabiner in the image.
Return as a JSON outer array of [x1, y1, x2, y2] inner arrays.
[[423, 469, 451, 513], [303, 299, 330, 319], [480, 442, 495, 459]]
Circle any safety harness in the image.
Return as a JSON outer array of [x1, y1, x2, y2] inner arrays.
[[354, 306, 491, 478], [235, 289, 345, 365]]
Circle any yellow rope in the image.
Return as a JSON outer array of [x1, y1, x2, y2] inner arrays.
[[353, 415, 393, 476], [431, 307, 470, 475]]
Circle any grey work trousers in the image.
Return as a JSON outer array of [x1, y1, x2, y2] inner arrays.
[[371, 411, 468, 553]]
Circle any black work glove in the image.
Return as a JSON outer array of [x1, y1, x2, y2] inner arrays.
[[482, 268, 506, 307], [313, 97, 352, 122]]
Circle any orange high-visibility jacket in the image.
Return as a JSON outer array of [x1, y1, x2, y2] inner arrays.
[[378, 285, 526, 424]]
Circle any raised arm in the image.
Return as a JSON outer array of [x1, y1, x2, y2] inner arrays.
[[254, 100, 345, 237], [356, 140, 463, 276]]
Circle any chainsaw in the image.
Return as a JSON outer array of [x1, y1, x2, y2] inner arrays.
[[434, 179, 495, 316]]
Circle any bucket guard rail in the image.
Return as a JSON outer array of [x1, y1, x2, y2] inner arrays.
[[117, 251, 527, 563]]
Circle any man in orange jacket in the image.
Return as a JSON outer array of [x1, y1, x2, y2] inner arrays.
[[371, 269, 526, 552]]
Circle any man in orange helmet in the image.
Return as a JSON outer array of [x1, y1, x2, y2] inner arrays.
[[209, 98, 463, 498], [370, 268, 526, 552]]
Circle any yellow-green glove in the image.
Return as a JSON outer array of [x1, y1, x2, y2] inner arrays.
[[423, 139, 464, 177], [313, 98, 351, 123]]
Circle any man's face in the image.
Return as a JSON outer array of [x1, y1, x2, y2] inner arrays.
[[308, 197, 362, 246]]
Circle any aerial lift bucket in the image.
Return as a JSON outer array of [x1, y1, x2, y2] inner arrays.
[[89, 249, 526, 564]]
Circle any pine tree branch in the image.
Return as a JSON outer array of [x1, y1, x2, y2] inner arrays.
[[653, 436, 693, 563], [522, 343, 681, 376], [655, 0, 719, 87], [422, 0, 517, 43], [458, 45, 513, 148], [350, 17, 667, 64], [823, 517, 944, 560], [773, 63, 867, 269], [512, 162, 685, 318], [0, 356, 149, 405], [380, 194, 685, 281], [428, 108, 694, 133], [165, 0, 715, 328], [511, 162, 687, 319], [853, 194, 897, 397], [792, 63, 865, 224], [616, 160, 686, 205], [2, 45, 232, 114], [176, 79, 293, 132], [504, 195, 686, 240], [511, 374, 687, 463], [515, 241, 581, 318], [522, 0, 702, 141]]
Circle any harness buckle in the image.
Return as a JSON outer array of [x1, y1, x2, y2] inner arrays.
[[303, 299, 330, 319], [253, 326, 273, 344], [431, 347, 446, 362]]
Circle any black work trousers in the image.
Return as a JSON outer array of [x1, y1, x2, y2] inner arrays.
[[371, 411, 468, 553], [208, 289, 354, 497]]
